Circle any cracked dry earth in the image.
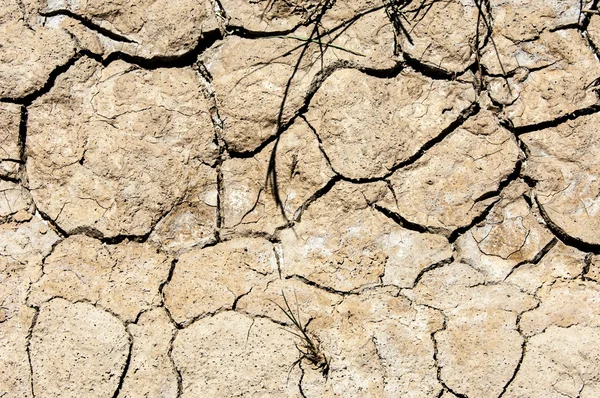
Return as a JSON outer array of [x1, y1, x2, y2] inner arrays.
[[3, 0, 600, 397]]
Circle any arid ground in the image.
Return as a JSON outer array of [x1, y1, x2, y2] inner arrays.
[[2, 0, 600, 397]]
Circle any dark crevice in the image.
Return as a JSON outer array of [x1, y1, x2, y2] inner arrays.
[[294, 175, 341, 222], [215, 162, 224, 234], [373, 203, 432, 234], [231, 288, 253, 310], [581, 253, 593, 279], [413, 256, 454, 288], [402, 53, 467, 80], [167, 329, 184, 398], [26, 306, 40, 398], [36, 208, 68, 238], [99, 30, 223, 70], [284, 274, 358, 296], [535, 196, 600, 254], [358, 61, 405, 78], [297, 362, 308, 398], [226, 25, 301, 38], [0, 54, 82, 105], [111, 330, 133, 398], [448, 197, 501, 243], [549, 23, 586, 32], [497, 337, 526, 397], [500, 103, 600, 135], [159, 259, 178, 304], [0, 174, 21, 184], [580, 0, 599, 28], [41, 10, 137, 43], [505, 238, 558, 280], [18, 105, 28, 165]]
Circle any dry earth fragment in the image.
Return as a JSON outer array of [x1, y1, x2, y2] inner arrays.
[[302, 288, 444, 397], [0, 180, 34, 223], [485, 30, 600, 127], [318, 0, 398, 70], [413, 262, 536, 397], [519, 280, 600, 337], [507, 241, 586, 293], [28, 235, 171, 322], [43, 0, 218, 59], [172, 311, 302, 397], [412, 261, 538, 313], [220, 0, 321, 32], [522, 113, 600, 246], [163, 237, 278, 325], [489, 0, 588, 42], [0, 20, 76, 99], [436, 308, 523, 398], [503, 326, 600, 397], [281, 181, 452, 292], [0, 215, 59, 397], [397, 0, 483, 73], [305, 67, 476, 180], [148, 163, 218, 254], [220, 117, 335, 234], [30, 298, 130, 398], [119, 308, 178, 398], [382, 111, 521, 234], [0, 102, 21, 178], [199, 34, 321, 153], [27, 58, 217, 238], [455, 181, 554, 281]]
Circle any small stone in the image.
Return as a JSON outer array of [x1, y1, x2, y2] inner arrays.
[[31, 298, 130, 398]]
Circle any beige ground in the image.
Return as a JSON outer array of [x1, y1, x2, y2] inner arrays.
[[2, 0, 600, 397]]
